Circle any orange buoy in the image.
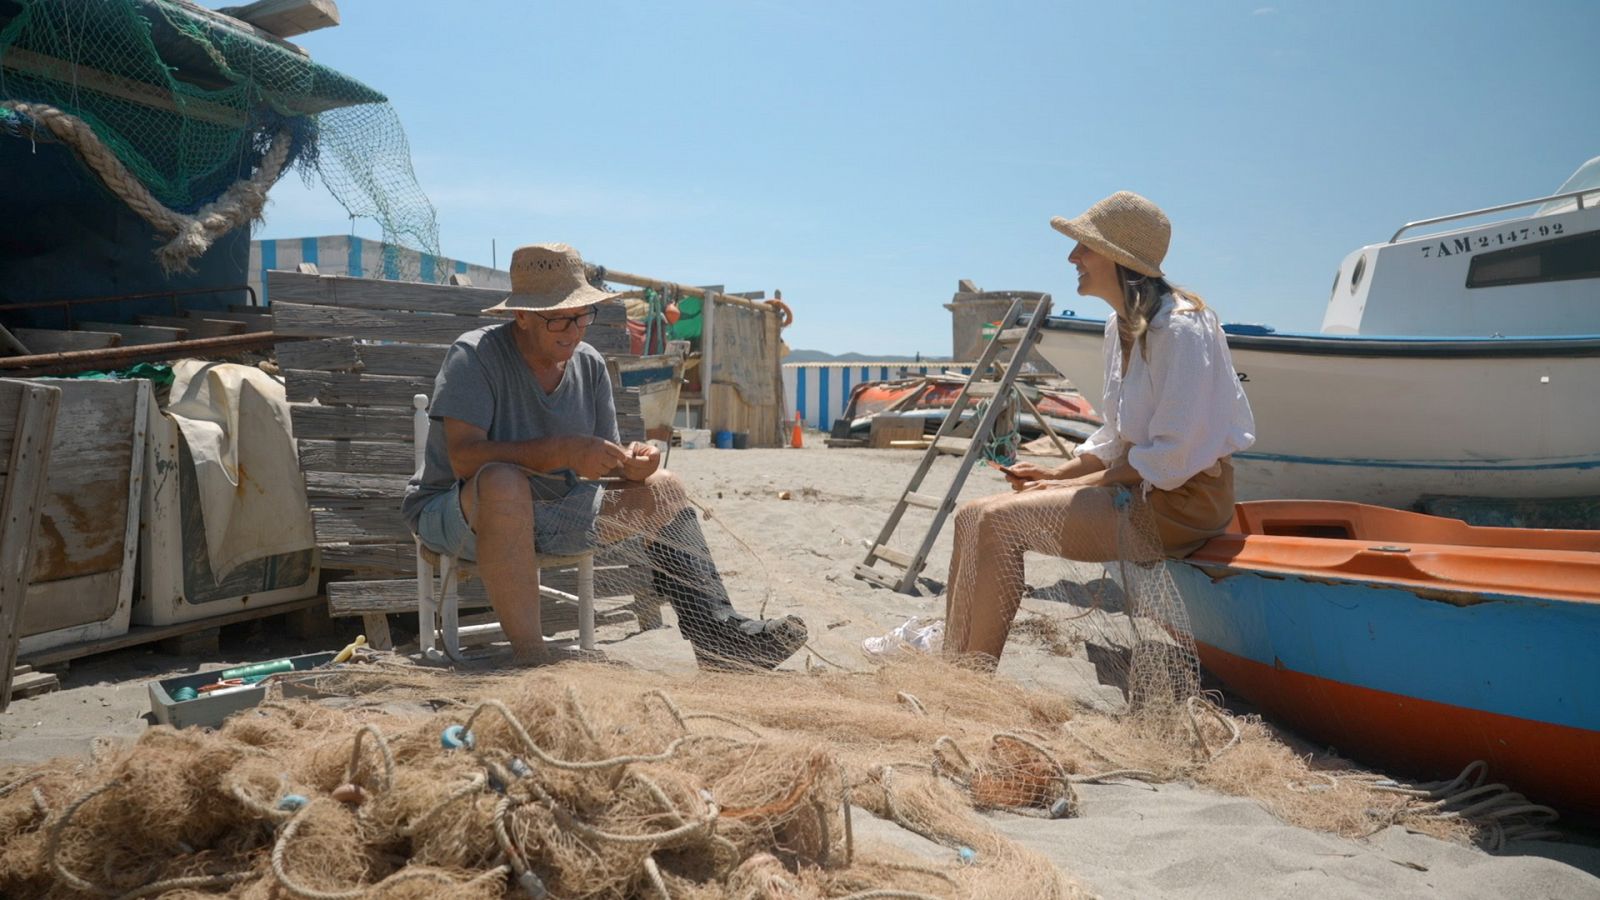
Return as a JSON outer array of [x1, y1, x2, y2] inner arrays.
[[791, 411, 804, 448]]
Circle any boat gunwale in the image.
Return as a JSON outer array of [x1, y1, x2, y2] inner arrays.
[[1042, 315, 1600, 357]]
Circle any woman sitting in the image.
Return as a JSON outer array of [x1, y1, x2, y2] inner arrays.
[[944, 191, 1256, 667]]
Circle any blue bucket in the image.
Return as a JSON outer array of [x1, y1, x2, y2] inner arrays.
[[713, 429, 734, 449]]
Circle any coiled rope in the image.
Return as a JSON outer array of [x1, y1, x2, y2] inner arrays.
[[0, 101, 292, 272]]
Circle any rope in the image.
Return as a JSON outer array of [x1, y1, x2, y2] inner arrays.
[[1186, 696, 1242, 762], [896, 692, 927, 716], [643, 854, 671, 898], [344, 724, 396, 792], [0, 102, 292, 272]]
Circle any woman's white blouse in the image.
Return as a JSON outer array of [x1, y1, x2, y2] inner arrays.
[[1077, 294, 1256, 492]]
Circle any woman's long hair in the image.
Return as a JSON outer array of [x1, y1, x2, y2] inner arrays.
[[1116, 264, 1207, 358]]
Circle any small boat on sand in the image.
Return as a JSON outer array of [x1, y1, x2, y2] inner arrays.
[[1169, 500, 1600, 815], [840, 375, 1102, 444]]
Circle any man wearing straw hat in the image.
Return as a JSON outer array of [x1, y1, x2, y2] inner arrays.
[[402, 243, 807, 668]]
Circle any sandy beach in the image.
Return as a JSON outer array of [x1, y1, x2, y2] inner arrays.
[[2, 443, 1597, 898]]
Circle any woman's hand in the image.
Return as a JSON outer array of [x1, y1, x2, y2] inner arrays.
[[1016, 478, 1075, 493], [1002, 460, 1057, 491]]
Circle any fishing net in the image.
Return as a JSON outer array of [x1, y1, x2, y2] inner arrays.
[[943, 482, 1199, 717], [0, 659, 1093, 899], [0, 652, 1552, 899], [432, 469, 811, 672], [0, 0, 439, 274]]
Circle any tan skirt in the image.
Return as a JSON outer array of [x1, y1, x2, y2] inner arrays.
[[1146, 458, 1236, 557]]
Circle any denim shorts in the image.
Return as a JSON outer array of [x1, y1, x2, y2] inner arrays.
[[415, 470, 604, 561]]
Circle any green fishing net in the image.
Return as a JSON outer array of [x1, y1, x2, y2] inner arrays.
[[0, 0, 440, 275]]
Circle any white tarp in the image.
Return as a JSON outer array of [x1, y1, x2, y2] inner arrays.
[[164, 360, 315, 579]]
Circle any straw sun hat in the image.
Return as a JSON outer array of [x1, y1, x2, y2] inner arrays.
[[481, 243, 619, 315], [1050, 191, 1170, 278]]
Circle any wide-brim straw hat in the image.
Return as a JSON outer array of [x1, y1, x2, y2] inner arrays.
[[1050, 191, 1170, 278], [481, 243, 618, 315]]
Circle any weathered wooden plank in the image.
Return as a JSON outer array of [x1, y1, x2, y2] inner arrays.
[[0, 387, 18, 469], [272, 302, 496, 343], [137, 315, 246, 338], [269, 270, 512, 316], [17, 595, 321, 668], [353, 343, 449, 378], [299, 439, 415, 475], [290, 404, 414, 441], [0, 380, 60, 712], [304, 470, 412, 502], [312, 505, 413, 544], [319, 542, 416, 576], [225, 0, 340, 39], [273, 340, 449, 379], [328, 579, 634, 627], [275, 337, 359, 372], [185, 309, 273, 332], [284, 369, 434, 407], [11, 329, 123, 353], [79, 321, 187, 345], [29, 380, 141, 583]]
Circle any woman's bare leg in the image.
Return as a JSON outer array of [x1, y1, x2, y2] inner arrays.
[[944, 486, 1123, 666]]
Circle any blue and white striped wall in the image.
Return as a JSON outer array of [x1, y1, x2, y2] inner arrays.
[[247, 235, 510, 304], [783, 361, 975, 430]]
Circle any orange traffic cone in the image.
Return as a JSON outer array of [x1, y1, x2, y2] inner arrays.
[[791, 411, 804, 448]]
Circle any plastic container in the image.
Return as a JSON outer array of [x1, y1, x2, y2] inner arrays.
[[732, 431, 750, 449], [148, 651, 336, 729], [713, 429, 734, 449]]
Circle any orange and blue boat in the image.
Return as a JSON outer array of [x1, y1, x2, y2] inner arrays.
[[1169, 501, 1600, 815]]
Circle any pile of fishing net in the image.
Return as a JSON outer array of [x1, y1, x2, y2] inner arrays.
[[0, 645, 1543, 899], [0, 659, 1096, 899]]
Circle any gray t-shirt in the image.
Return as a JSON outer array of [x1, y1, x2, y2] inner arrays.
[[401, 323, 620, 529]]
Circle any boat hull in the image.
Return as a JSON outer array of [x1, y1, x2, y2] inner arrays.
[[1168, 559, 1600, 814], [1036, 318, 1600, 505]]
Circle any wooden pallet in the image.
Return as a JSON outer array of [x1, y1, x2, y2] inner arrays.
[[6, 665, 59, 702], [17, 595, 325, 668]]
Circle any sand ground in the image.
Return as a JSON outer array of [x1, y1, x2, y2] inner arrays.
[[2, 443, 1597, 898]]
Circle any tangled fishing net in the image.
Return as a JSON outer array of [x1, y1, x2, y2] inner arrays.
[[0, 0, 439, 274], [0, 659, 1095, 899]]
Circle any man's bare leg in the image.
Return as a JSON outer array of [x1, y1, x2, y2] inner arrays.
[[460, 462, 547, 661]]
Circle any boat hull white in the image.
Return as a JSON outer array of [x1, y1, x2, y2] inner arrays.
[[1035, 319, 1600, 506]]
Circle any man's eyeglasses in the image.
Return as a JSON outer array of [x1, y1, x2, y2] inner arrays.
[[534, 308, 598, 332]]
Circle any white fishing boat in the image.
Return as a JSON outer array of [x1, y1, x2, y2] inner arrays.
[[1034, 158, 1600, 507]]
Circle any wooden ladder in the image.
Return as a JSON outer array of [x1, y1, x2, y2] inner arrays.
[[853, 293, 1053, 594]]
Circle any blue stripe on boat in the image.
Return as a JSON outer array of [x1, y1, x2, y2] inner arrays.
[[1169, 563, 1600, 732]]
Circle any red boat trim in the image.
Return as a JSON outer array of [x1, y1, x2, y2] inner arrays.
[[1197, 641, 1600, 815]]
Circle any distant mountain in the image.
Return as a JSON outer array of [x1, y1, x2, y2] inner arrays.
[[784, 348, 951, 363]]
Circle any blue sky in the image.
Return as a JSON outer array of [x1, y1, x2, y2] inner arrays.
[[256, 1, 1599, 356]]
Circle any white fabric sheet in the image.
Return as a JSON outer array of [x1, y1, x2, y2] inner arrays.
[[164, 360, 315, 578]]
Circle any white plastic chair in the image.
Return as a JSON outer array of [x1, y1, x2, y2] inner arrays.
[[413, 394, 595, 662]]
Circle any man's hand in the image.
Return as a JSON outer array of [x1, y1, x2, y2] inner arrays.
[[619, 441, 661, 482], [571, 436, 630, 479]]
